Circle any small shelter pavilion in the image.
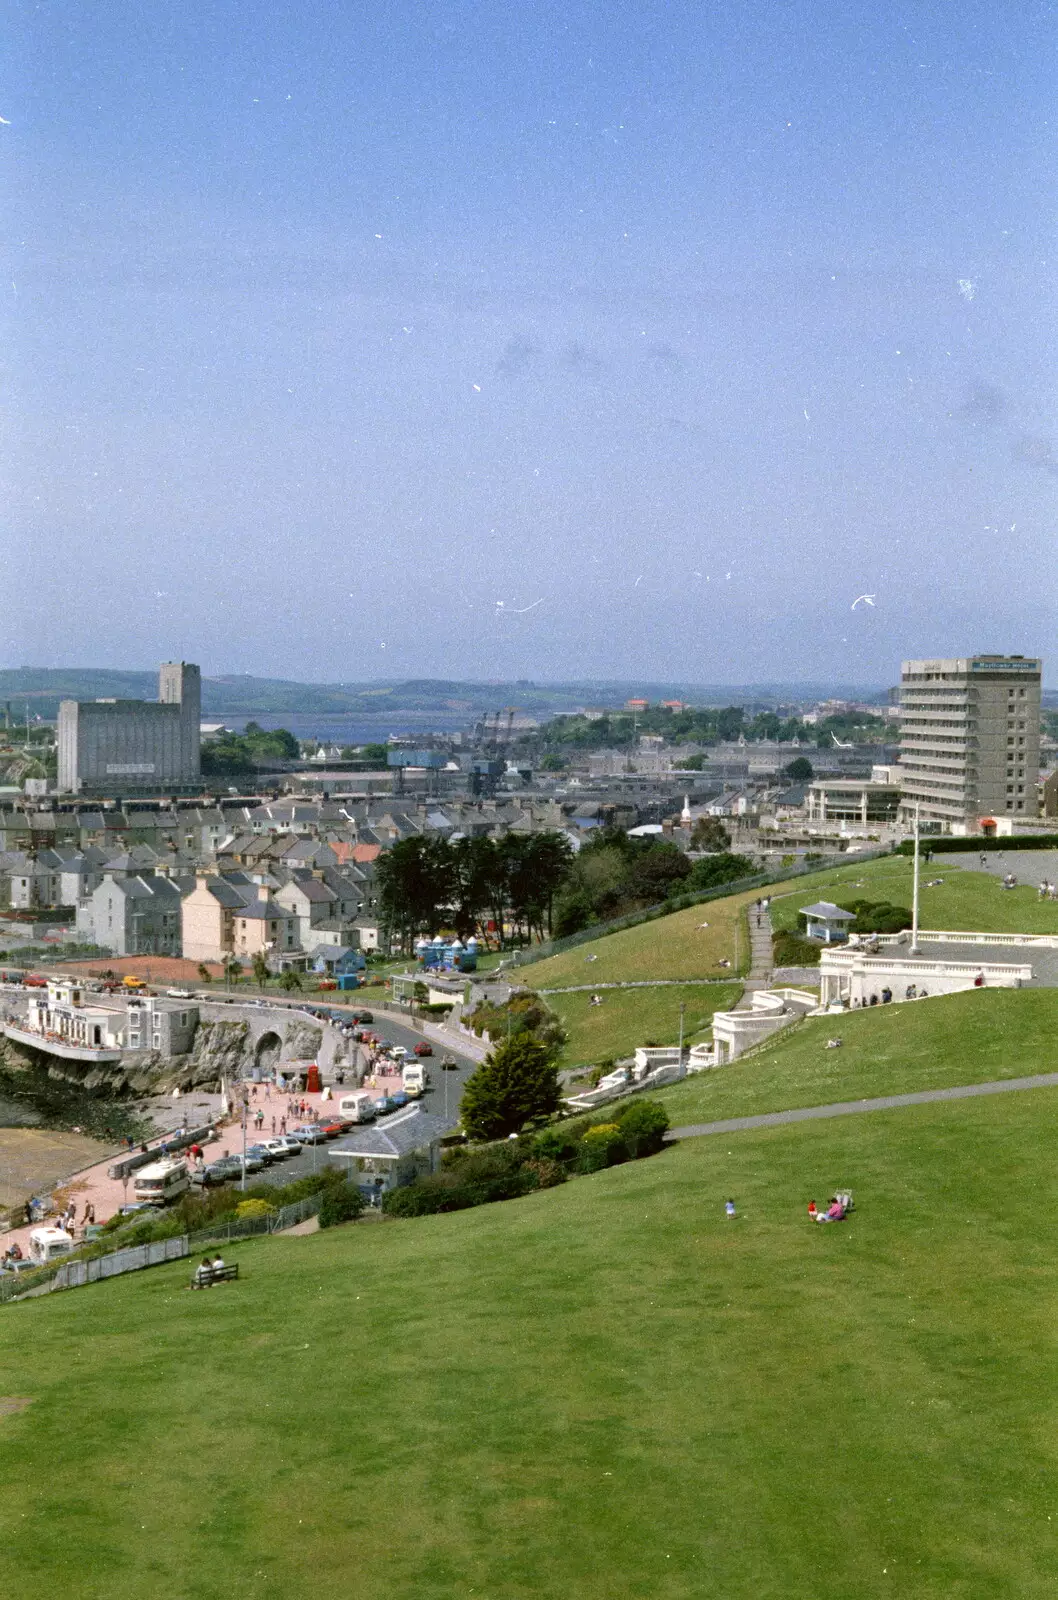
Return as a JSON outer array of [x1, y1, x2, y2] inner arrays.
[[800, 902, 856, 943]]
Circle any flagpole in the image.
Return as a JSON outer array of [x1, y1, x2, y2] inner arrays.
[[910, 802, 921, 954]]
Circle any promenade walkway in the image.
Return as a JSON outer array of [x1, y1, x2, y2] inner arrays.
[[668, 1070, 1058, 1141]]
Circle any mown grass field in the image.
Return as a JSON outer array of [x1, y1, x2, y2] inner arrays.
[[654, 987, 1058, 1126], [523, 890, 755, 987], [4, 1075, 1058, 1598], [767, 853, 1058, 937], [551, 981, 743, 1068]]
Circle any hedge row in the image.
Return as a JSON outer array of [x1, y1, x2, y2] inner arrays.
[[895, 835, 1058, 855], [383, 1099, 671, 1218]]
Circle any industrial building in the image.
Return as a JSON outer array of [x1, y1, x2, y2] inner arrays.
[[57, 662, 202, 796], [897, 655, 1042, 832]]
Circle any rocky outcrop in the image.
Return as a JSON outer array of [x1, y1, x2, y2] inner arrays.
[[180, 1019, 253, 1091], [280, 1019, 323, 1060]]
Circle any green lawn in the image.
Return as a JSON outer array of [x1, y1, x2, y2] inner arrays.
[[767, 853, 1058, 937], [655, 987, 1058, 1127], [551, 981, 743, 1068], [523, 891, 755, 987], [5, 1083, 1058, 1597]]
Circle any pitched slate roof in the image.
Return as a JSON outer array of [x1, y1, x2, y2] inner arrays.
[[332, 1106, 449, 1159]]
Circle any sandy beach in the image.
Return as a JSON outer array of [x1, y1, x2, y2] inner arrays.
[[0, 1127, 117, 1212]]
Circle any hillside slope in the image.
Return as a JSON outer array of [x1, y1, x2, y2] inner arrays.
[[3, 1076, 1058, 1597]]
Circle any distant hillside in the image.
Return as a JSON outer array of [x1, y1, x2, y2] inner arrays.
[[0, 669, 893, 721]]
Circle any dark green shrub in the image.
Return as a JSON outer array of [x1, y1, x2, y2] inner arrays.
[[521, 1157, 567, 1189], [615, 1099, 670, 1157], [577, 1123, 627, 1173], [772, 931, 821, 966], [318, 1180, 364, 1228], [383, 1178, 475, 1217], [531, 1127, 580, 1164]]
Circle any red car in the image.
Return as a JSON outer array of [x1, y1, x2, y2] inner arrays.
[[413, 1042, 433, 1057], [320, 1121, 344, 1139]]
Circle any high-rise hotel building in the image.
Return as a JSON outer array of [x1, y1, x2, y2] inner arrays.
[[897, 655, 1041, 831]]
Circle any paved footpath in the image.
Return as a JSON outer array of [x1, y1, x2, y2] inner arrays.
[[668, 1071, 1058, 1141]]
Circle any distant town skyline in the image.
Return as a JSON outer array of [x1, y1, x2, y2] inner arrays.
[[6, 2, 1055, 680]]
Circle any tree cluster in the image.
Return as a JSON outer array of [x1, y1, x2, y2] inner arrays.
[[528, 704, 888, 756], [552, 827, 754, 937], [201, 722, 300, 776], [375, 831, 574, 948]]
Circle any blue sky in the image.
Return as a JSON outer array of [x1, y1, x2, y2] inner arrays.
[[4, 0, 1056, 684]]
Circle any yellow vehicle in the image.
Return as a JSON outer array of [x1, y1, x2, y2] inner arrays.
[[122, 975, 147, 990]]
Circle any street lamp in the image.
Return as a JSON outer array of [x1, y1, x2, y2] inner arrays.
[[677, 1001, 686, 1078]]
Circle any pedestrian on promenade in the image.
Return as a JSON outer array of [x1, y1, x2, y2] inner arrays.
[[271, 1116, 276, 1134], [280, 1116, 287, 1134]]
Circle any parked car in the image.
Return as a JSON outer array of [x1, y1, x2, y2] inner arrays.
[[373, 1096, 402, 1116], [166, 987, 192, 999], [320, 1121, 344, 1139], [262, 1138, 293, 1160], [246, 1143, 278, 1165], [292, 1125, 328, 1145], [233, 1152, 266, 1174], [388, 1090, 410, 1109], [413, 1042, 433, 1057], [193, 1162, 234, 1187], [274, 1134, 304, 1156]]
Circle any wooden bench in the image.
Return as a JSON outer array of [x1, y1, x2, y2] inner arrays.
[[190, 1263, 240, 1289]]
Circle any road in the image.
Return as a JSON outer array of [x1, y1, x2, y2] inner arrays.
[[224, 1002, 481, 1190]]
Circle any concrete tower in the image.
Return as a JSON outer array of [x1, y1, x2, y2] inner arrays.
[[158, 661, 201, 781]]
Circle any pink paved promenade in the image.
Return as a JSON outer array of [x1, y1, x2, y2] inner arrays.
[[0, 1067, 406, 1262]]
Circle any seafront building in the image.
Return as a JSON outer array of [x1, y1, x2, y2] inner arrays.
[[56, 662, 202, 797], [897, 655, 1042, 832], [3, 979, 198, 1063]]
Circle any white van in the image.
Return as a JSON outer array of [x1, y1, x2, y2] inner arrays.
[[29, 1227, 74, 1265], [339, 1090, 378, 1124], [132, 1159, 190, 1205], [402, 1062, 428, 1098]]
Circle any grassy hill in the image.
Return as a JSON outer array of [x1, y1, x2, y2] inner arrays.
[[654, 987, 1058, 1127], [766, 853, 1058, 937], [524, 889, 758, 988], [4, 1073, 1058, 1597], [554, 981, 743, 1068]]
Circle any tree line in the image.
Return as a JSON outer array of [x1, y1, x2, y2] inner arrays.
[[375, 832, 574, 948], [375, 823, 754, 947]]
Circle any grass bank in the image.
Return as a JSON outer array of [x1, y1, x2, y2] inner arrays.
[[767, 853, 1058, 936], [654, 987, 1058, 1127], [523, 891, 755, 988], [550, 981, 742, 1068], [4, 1084, 1058, 1596]]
